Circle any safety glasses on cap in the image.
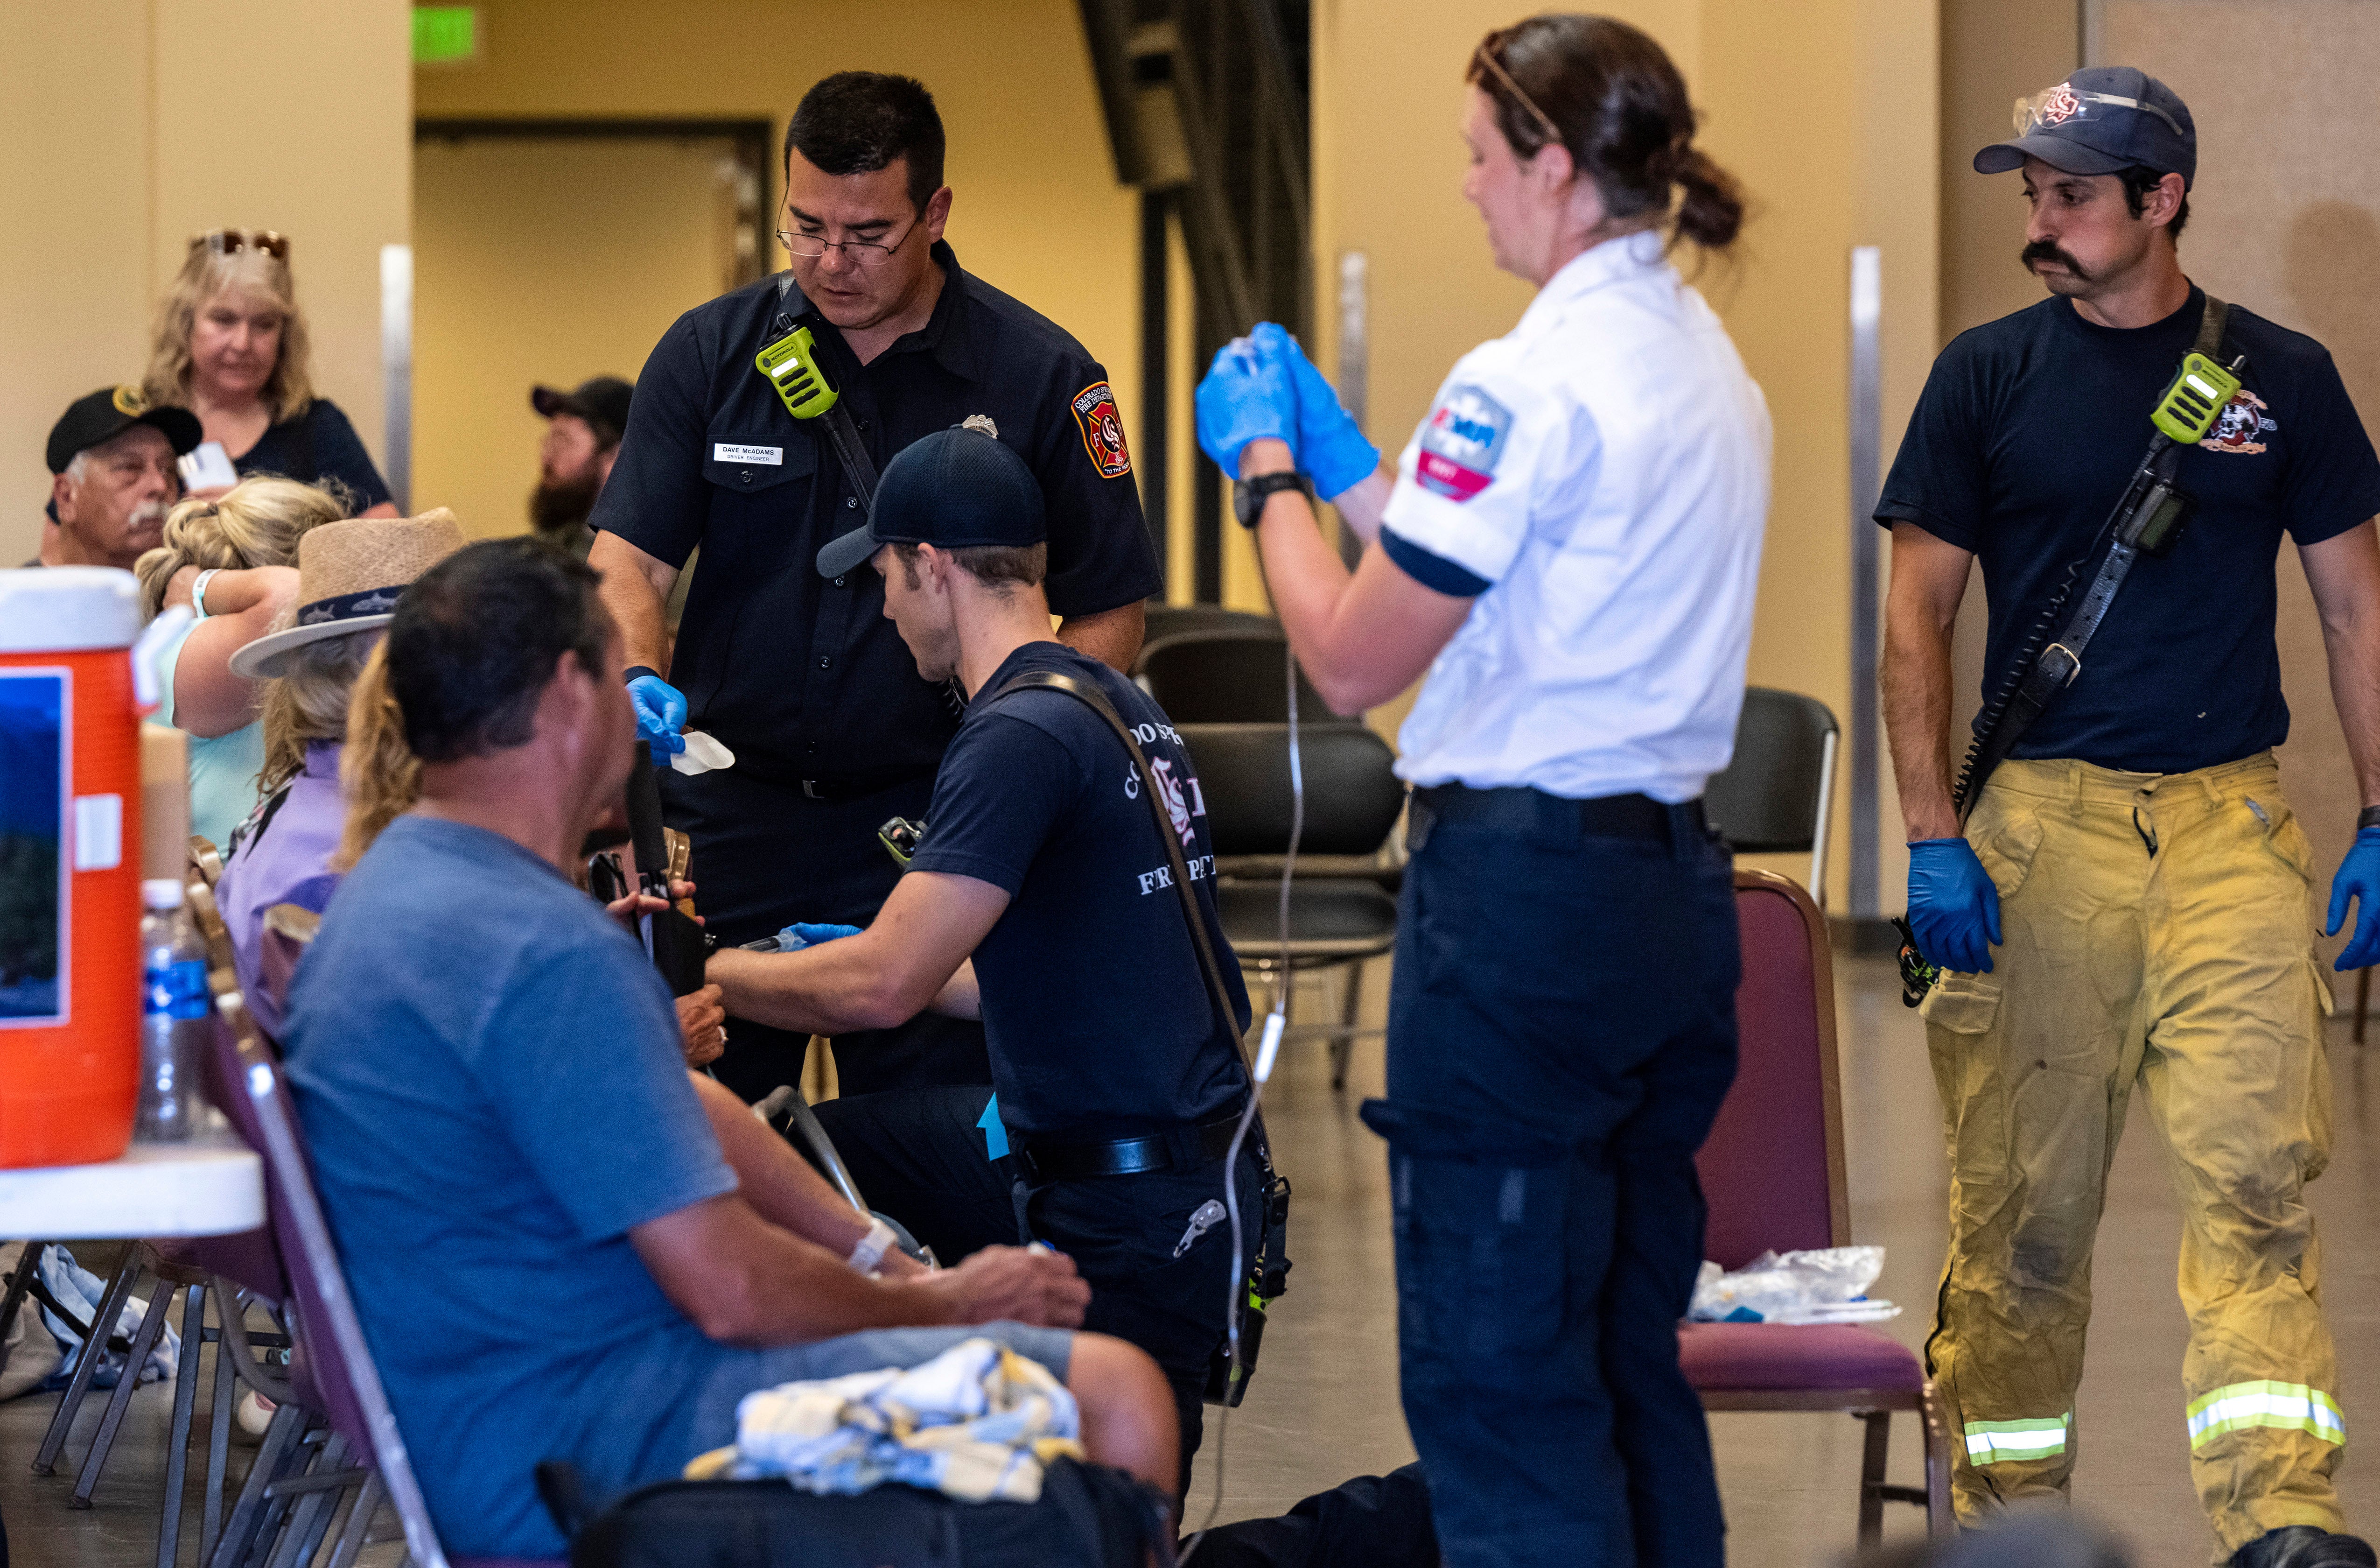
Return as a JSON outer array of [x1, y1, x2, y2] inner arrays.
[[190, 229, 290, 260], [2012, 82, 2185, 140]]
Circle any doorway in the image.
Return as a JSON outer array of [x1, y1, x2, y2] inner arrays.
[[411, 118, 773, 539]]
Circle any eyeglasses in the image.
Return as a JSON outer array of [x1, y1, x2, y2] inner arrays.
[[191, 229, 290, 260], [774, 215, 917, 268], [2013, 83, 2186, 140], [1470, 34, 1563, 149]]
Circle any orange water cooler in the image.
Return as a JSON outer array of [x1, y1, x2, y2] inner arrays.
[[0, 567, 152, 1167]]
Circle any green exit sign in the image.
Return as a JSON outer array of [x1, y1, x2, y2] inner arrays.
[[412, 6, 479, 65]]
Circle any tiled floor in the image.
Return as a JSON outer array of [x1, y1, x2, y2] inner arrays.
[[8, 951, 2377, 1565]]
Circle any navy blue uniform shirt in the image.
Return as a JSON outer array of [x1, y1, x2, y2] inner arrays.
[[1877, 286, 2380, 773], [591, 245, 1161, 786], [906, 642, 1251, 1139]]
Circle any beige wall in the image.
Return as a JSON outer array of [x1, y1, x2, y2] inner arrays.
[[412, 0, 1144, 545], [0, 0, 410, 567], [414, 135, 750, 537], [1309, 0, 1939, 907]]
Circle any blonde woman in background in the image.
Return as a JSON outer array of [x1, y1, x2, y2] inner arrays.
[[135, 477, 348, 848], [142, 230, 397, 514]]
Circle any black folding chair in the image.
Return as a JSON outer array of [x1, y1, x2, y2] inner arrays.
[[1140, 604, 1274, 647], [1180, 723, 1406, 1089], [1134, 626, 1341, 725], [1703, 688, 1841, 907]]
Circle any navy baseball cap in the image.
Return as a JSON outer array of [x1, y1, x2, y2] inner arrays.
[[816, 427, 1046, 579], [1974, 67, 2196, 189]]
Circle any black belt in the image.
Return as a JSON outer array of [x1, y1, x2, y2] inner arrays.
[[1016, 1111, 1245, 1181], [1414, 784, 1705, 844]]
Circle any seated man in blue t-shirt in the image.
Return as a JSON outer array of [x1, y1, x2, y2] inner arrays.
[[280, 538, 1176, 1559], [707, 429, 1259, 1491]]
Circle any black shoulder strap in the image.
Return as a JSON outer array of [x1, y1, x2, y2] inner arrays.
[[989, 670, 1251, 1072], [2196, 293, 2232, 359]]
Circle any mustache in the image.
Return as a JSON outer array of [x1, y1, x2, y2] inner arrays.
[[2020, 239, 2091, 281], [129, 498, 168, 527]]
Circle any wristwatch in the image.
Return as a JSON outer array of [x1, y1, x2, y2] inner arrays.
[[2359, 805, 2380, 833], [1233, 471, 1312, 529]]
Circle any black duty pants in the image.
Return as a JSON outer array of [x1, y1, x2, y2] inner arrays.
[[811, 1086, 1261, 1494], [659, 765, 989, 1097], [1361, 789, 1739, 1568]]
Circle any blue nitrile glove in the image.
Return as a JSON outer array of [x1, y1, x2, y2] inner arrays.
[[1251, 322, 1379, 501], [625, 669, 686, 764], [1194, 336, 1297, 477], [777, 922, 863, 950], [1906, 838, 2002, 975], [2326, 827, 2380, 972]]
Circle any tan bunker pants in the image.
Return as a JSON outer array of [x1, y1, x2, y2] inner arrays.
[[1921, 753, 2344, 1554]]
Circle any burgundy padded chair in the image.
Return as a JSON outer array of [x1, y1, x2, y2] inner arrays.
[[222, 988, 566, 1568], [1680, 868, 1953, 1546]]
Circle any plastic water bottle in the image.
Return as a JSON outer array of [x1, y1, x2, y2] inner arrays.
[[137, 879, 208, 1141]]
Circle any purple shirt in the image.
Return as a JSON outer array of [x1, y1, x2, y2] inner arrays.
[[217, 740, 344, 1039]]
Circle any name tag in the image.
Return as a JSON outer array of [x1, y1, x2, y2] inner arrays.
[[714, 443, 783, 465]]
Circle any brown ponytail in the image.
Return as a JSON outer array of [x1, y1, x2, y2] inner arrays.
[[1670, 146, 1744, 249], [1468, 14, 1746, 256], [332, 639, 420, 874]]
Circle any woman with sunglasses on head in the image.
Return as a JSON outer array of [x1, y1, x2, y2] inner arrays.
[[1197, 15, 1768, 1566], [141, 230, 399, 517]]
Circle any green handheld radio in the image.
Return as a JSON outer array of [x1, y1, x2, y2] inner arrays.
[[755, 325, 840, 421], [756, 320, 882, 511], [2151, 352, 2243, 446]]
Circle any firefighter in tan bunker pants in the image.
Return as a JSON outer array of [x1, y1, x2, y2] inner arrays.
[[1878, 67, 2380, 1568]]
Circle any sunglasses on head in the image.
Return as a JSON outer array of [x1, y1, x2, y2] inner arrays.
[[191, 229, 290, 260]]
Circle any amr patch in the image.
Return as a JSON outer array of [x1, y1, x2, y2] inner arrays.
[[1071, 381, 1133, 479], [2200, 388, 2276, 455], [1416, 384, 1512, 502]]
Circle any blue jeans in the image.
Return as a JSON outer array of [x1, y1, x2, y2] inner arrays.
[[1362, 791, 1739, 1568]]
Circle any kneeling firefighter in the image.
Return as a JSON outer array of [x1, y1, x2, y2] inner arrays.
[[705, 428, 1282, 1497], [1880, 68, 2380, 1568]]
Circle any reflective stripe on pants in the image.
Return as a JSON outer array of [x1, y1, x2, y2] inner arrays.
[[1920, 753, 2346, 1555]]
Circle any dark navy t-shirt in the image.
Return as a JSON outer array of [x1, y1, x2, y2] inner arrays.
[[907, 642, 1251, 1139], [1877, 286, 2380, 773], [233, 398, 393, 512], [283, 816, 737, 1555]]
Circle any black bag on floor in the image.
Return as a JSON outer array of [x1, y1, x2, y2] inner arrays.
[[538, 1455, 1176, 1568]]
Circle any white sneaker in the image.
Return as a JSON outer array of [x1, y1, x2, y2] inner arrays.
[[234, 1387, 276, 1440]]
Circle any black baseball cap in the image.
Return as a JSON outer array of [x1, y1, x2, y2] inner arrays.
[[816, 428, 1045, 579], [1974, 67, 2196, 188], [531, 376, 635, 443], [46, 386, 203, 475]]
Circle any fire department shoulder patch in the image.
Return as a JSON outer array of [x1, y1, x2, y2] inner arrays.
[[1071, 381, 1133, 479]]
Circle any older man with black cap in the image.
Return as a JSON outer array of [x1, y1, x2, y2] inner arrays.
[[1878, 66, 2380, 1567], [35, 386, 201, 570], [707, 427, 1262, 1492], [529, 375, 634, 557]]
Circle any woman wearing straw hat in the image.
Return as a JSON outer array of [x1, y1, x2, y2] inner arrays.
[[214, 511, 467, 1038], [221, 515, 732, 1068]]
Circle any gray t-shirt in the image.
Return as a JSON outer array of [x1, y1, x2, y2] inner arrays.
[[283, 815, 737, 1555]]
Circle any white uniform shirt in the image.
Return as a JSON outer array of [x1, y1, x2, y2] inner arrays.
[[1379, 229, 1771, 803]]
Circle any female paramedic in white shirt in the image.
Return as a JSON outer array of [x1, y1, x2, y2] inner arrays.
[[1196, 17, 1769, 1568]]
